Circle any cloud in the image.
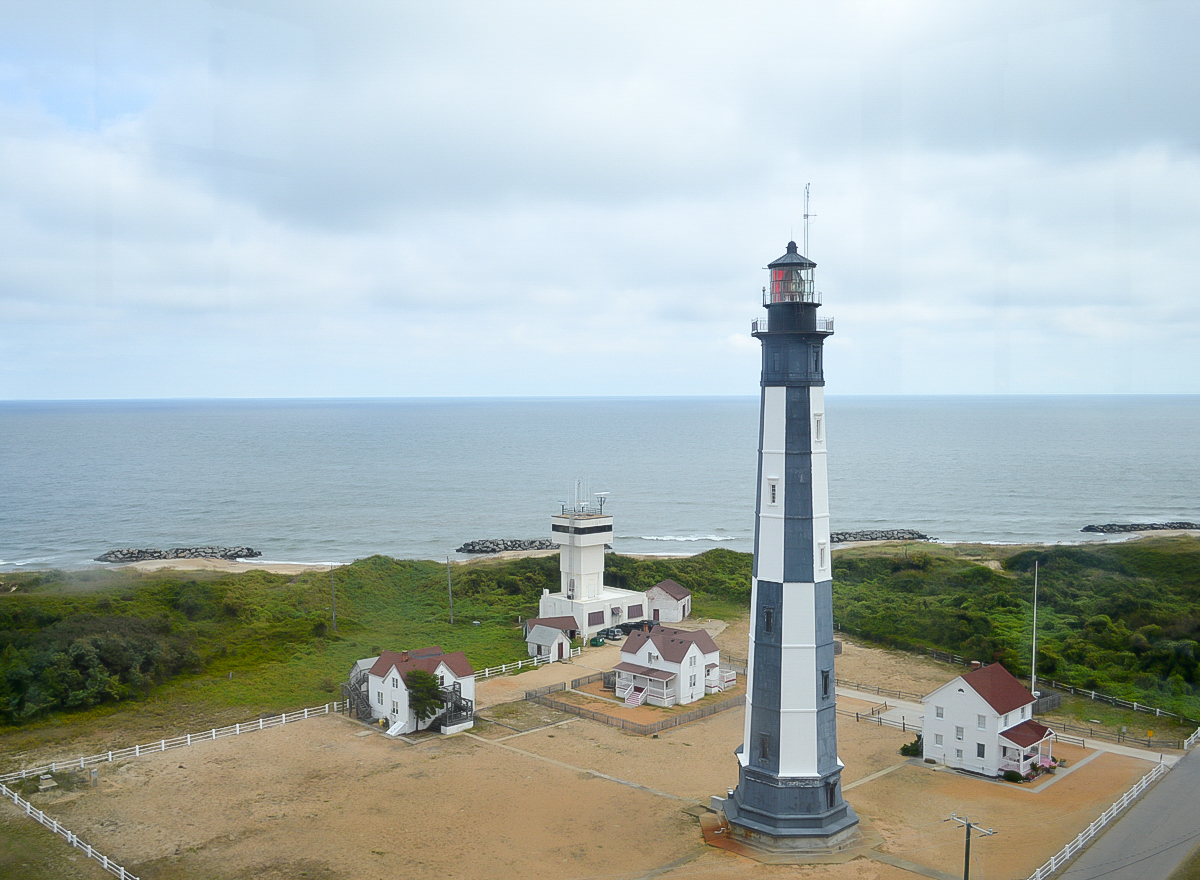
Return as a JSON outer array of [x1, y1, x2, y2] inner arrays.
[[0, 0, 1198, 397]]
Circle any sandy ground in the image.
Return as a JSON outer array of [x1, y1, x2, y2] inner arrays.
[[118, 558, 332, 575], [18, 642, 1161, 880]]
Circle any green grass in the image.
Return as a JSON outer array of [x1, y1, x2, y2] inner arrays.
[[833, 536, 1200, 720], [0, 550, 750, 739], [4, 537, 1197, 744]]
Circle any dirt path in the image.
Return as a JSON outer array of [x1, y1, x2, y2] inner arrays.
[[4, 633, 1166, 880]]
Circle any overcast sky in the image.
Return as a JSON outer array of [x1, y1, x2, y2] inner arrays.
[[1, 0, 1197, 398]]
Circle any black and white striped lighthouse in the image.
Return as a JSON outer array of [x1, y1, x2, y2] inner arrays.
[[717, 240, 860, 852]]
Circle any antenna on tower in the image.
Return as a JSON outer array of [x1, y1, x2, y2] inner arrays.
[[803, 183, 816, 256]]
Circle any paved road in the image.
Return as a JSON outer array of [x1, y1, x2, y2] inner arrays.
[[1058, 747, 1200, 880]]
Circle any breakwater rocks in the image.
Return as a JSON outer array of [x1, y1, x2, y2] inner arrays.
[[95, 547, 262, 563], [456, 539, 557, 554], [1081, 522, 1199, 534], [831, 529, 932, 543]]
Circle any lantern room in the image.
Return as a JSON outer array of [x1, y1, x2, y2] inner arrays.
[[764, 240, 818, 306]]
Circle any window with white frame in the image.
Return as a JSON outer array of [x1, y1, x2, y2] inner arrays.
[[1021, 706, 1027, 719], [768, 480, 778, 505], [1003, 713, 1009, 727], [689, 674, 697, 688], [392, 677, 398, 688], [955, 726, 964, 741], [814, 414, 823, 441], [391, 700, 398, 714], [818, 542, 828, 569], [955, 749, 963, 760], [377, 691, 383, 705], [977, 714, 987, 730], [936, 706, 944, 718], [439, 674, 445, 685], [977, 743, 986, 759], [935, 733, 943, 746], [690, 655, 697, 667]]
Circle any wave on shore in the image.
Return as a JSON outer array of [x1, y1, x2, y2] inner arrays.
[[621, 534, 740, 543]]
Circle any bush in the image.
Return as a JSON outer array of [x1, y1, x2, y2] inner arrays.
[[899, 734, 923, 757], [1003, 770, 1023, 783]]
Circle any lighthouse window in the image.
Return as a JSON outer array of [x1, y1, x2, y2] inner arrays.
[[769, 481, 778, 505], [821, 669, 830, 698], [759, 733, 771, 764], [772, 352, 781, 372], [819, 542, 828, 569], [762, 606, 775, 634], [813, 349, 821, 373], [814, 414, 823, 442]]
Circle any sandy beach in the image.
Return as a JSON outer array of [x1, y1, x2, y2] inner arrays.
[[106, 528, 1200, 576]]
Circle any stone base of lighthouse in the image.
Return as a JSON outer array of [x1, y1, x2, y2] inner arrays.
[[712, 766, 861, 855]]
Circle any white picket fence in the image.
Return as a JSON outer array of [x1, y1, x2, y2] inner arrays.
[[0, 701, 345, 785], [1186, 727, 1200, 750], [1025, 761, 1168, 880], [474, 647, 582, 680], [1, 781, 140, 879]]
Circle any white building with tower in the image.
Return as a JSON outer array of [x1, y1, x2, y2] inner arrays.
[[537, 495, 647, 636]]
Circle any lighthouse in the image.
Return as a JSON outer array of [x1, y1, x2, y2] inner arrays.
[[715, 240, 860, 852]]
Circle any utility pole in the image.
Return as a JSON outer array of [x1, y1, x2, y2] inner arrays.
[[945, 814, 996, 880], [446, 557, 454, 625], [330, 564, 337, 633], [1031, 559, 1039, 698]]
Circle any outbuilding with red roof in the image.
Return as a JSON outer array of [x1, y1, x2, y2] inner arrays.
[[347, 646, 476, 736]]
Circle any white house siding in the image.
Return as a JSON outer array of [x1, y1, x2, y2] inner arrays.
[[526, 626, 571, 662], [623, 637, 715, 706], [367, 665, 412, 730], [646, 585, 690, 623], [366, 660, 475, 735], [922, 687, 998, 776]]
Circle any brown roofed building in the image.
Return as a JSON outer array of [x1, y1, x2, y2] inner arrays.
[[646, 579, 692, 623], [922, 663, 1054, 777], [349, 646, 475, 737], [614, 625, 732, 707]]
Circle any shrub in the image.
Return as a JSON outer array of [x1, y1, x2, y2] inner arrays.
[[1003, 770, 1023, 783], [899, 734, 923, 757]]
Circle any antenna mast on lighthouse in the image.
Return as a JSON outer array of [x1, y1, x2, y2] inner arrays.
[[803, 183, 816, 257]]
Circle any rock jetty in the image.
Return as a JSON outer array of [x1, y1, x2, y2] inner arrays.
[[830, 529, 932, 543], [1081, 522, 1199, 534], [456, 539, 556, 554], [95, 547, 262, 563]]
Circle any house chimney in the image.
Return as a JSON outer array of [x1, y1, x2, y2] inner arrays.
[[971, 661, 981, 670], [401, 651, 409, 662]]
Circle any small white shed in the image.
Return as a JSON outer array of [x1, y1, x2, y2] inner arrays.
[[526, 624, 572, 662], [646, 579, 691, 623]]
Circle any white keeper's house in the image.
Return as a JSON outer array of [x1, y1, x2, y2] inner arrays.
[[646, 578, 692, 623], [614, 626, 733, 707], [922, 662, 1055, 777], [346, 646, 476, 736]]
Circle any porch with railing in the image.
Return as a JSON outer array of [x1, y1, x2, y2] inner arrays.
[[706, 668, 737, 694], [615, 672, 676, 707]]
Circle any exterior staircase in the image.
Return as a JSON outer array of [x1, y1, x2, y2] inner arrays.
[[625, 686, 647, 707], [341, 667, 372, 720]]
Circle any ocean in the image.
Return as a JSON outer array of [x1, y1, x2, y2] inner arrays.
[[1, 396, 1197, 571]]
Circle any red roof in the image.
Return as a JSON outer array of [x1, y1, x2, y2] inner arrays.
[[961, 664, 1036, 715], [649, 579, 691, 601], [369, 647, 474, 683], [622, 626, 718, 663], [1000, 719, 1053, 748], [524, 616, 579, 635]]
